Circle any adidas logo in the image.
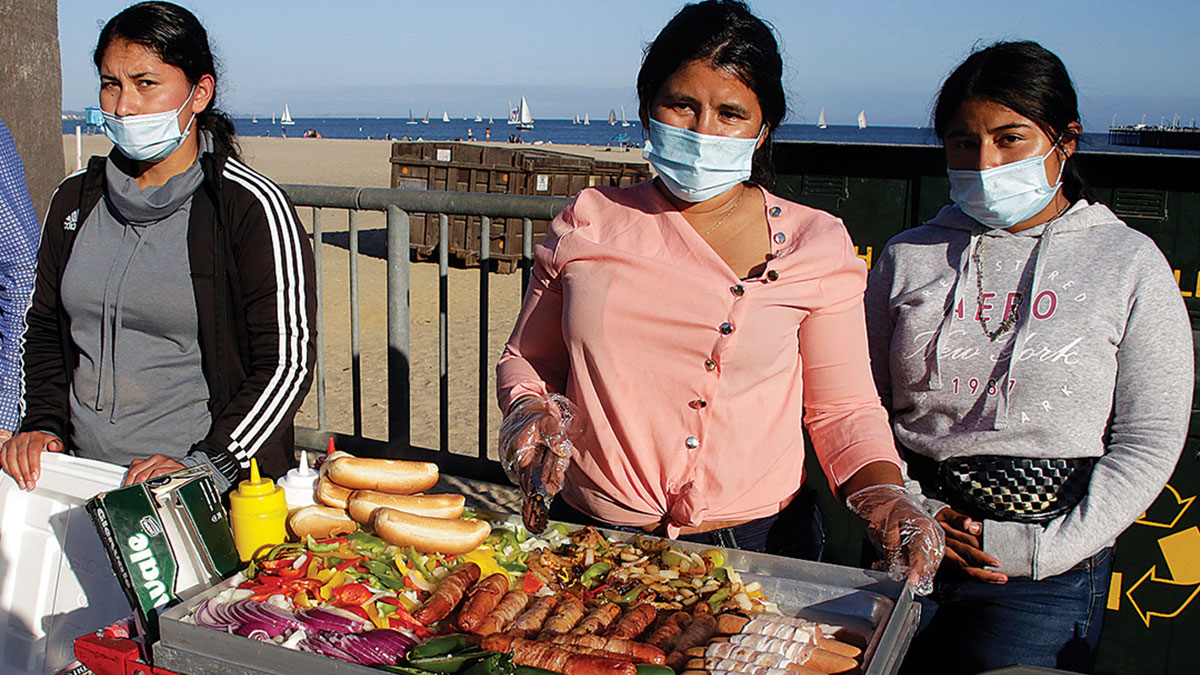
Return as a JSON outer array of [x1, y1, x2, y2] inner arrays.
[[63, 209, 79, 231]]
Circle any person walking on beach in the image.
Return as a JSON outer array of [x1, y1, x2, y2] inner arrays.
[[0, 118, 41, 446], [866, 41, 1191, 673], [2, 2, 316, 493], [495, 0, 943, 591]]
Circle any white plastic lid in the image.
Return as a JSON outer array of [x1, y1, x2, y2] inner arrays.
[[277, 450, 318, 510]]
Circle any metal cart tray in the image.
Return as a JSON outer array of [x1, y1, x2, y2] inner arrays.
[[155, 521, 918, 675]]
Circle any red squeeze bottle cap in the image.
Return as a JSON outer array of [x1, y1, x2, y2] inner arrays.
[[327, 437, 336, 456]]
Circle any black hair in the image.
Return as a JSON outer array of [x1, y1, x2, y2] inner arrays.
[[94, 1, 240, 160], [637, 0, 786, 185], [934, 40, 1094, 203]]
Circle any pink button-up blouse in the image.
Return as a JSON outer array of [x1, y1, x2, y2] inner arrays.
[[497, 181, 899, 537]]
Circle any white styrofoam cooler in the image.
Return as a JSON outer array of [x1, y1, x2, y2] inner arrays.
[[0, 452, 129, 674]]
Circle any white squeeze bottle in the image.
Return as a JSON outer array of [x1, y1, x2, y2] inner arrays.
[[277, 449, 318, 512]]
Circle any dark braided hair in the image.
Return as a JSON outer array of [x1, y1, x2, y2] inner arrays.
[[95, 1, 241, 160]]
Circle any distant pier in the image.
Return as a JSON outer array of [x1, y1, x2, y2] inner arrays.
[[1109, 124, 1200, 151]]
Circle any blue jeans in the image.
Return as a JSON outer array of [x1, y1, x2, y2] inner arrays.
[[900, 547, 1113, 674]]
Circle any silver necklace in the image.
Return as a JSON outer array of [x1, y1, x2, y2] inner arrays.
[[973, 202, 1070, 341], [703, 184, 747, 236]]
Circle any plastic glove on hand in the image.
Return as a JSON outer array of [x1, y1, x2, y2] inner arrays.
[[498, 394, 581, 533], [846, 484, 945, 596]]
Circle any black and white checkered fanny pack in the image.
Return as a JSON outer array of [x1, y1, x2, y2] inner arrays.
[[935, 455, 1096, 523]]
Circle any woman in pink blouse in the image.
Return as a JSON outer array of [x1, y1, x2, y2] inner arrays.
[[497, 0, 942, 591]]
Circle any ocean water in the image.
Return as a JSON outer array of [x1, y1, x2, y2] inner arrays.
[[63, 117, 1198, 156]]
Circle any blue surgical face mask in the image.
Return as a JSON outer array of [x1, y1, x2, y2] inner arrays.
[[102, 86, 198, 162], [947, 142, 1065, 229], [643, 118, 762, 202]]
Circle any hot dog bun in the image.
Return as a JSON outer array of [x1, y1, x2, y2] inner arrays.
[[347, 490, 466, 523], [288, 505, 358, 539], [324, 456, 439, 494], [372, 507, 490, 554], [316, 476, 353, 508]]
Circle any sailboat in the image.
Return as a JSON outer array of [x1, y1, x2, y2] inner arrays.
[[406, 109, 418, 125], [583, 113, 590, 126], [573, 114, 581, 125], [280, 104, 295, 125], [857, 110, 867, 129], [271, 112, 276, 124], [488, 117, 494, 124], [620, 106, 631, 127], [509, 96, 533, 130], [251, 114, 258, 123], [817, 107, 827, 129], [474, 113, 483, 122], [422, 110, 430, 124], [608, 108, 617, 125], [442, 111, 451, 123]]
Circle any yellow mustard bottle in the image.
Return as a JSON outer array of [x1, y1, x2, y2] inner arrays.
[[228, 458, 289, 562]]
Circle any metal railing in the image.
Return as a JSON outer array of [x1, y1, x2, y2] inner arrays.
[[280, 184, 570, 483]]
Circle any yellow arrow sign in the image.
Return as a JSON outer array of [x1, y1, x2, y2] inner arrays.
[[1135, 484, 1195, 529], [1124, 528, 1200, 627], [1159, 527, 1200, 585], [1124, 565, 1200, 628]]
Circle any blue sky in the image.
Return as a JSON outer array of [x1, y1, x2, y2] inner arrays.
[[58, 0, 1200, 128]]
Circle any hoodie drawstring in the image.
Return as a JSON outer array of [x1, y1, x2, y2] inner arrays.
[[925, 233, 976, 391], [94, 225, 146, 422], [992, 225, 1056, 429]]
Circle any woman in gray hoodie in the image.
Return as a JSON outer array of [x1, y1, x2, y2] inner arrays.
[[866, 42, 1191, 673]]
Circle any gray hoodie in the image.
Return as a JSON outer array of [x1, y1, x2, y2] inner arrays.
[[866, 201, 1192, 579]]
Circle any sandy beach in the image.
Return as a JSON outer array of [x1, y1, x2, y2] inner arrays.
[[60, 134, 640, 470]]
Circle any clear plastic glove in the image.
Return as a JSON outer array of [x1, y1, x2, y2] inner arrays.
[[846, 484, 945, 596], [498, 393, 581, 533]]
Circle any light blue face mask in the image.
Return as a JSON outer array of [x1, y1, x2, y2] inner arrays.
[[947, 143, 1065, 229], [643, 118, 763, 202], [102, 86, 197, 162]]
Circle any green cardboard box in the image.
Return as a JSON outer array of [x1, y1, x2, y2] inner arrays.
[[85, 467, 240, 642]]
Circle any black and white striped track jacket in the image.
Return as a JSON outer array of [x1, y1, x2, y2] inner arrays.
[[20, 145, 317, 486]]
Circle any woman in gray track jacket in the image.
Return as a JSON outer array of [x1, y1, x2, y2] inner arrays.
[[1, 2, 315, 493]]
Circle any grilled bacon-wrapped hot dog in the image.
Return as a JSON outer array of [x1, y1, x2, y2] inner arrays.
[[481, 635, 637, 675], [475, 589, 531, 636], [667, 614, 718, 670], [413, 562, 481, 625], [541, 594, 586, 636], [646, 611, 692, 653], [458, 573, 510, 632], [609, 603, 658, 640], [547, 633, 666, 665], [572, 603, 621, 635], [509, 595, 560, 638]]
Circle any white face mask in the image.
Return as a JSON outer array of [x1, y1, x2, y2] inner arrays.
[[643, 118, 762, 202], [102, 86, 198, 162], [947, 142, 1065, 229]]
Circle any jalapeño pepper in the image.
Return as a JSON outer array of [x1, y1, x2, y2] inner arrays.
[[409, 634, 475, 660]]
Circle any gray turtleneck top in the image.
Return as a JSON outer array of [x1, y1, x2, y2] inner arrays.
[[59, 146, 214, 475]]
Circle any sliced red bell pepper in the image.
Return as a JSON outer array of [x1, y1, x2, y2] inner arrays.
[[259, 558, 297, 573], [521, 572, 545, 594], [332, 582, 373, 606], [335, 556, 363, 572], [388, 612, 434, 639], [342, 605, 371, 622]]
